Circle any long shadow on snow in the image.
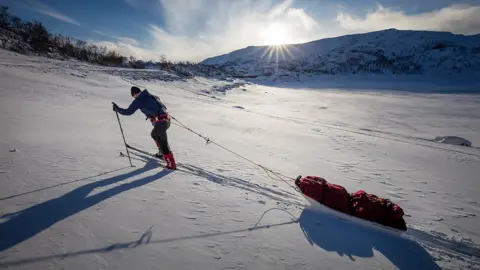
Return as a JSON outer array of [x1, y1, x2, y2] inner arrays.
[[129, 152, 302, 206], [0, 158, 171, 253], [180, 163, 300, 200], [0, 167, 131, 201], [299, 208, 441, 270], [0, 210, 298, 267]]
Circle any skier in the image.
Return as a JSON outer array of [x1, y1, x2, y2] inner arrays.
[[112, 86, 176, 170]]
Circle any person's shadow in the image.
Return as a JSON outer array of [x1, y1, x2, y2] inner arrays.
[[299, 208, 441, 270], [0, 159, 171, 252]]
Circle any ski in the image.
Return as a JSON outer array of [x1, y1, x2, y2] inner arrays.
[[119, 144, 170, 168], [122, 144, 179, 171], [120, 150, 170, 168], [126, 144, 163, 160]]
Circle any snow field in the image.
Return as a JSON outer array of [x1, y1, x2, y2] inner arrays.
[[1, 50, 479, 269]]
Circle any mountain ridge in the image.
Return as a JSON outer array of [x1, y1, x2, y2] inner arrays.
[[201, 29, 480, 78]]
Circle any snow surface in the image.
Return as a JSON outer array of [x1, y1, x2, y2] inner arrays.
[[1, 49, 480, 269]]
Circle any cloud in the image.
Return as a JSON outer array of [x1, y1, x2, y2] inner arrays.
[[93, 0, 323, 62], [287, 8, 318, 30], [90, 30, 147, 60], [90, 1, 480, 62], [29, 1, 80, 26], [93, 30, 139, 46], [124, 0, 138, 8], [92, 40, 152, 60], [92, 30, 109, 36], [336, 4, 480, 35]]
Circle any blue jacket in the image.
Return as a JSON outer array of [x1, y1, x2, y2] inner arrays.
[[116, 89, 168, 125]]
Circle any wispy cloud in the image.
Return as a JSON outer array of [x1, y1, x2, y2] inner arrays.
[[91, 30, 150, 60], [93, 30, 138, 46], [93, 40, 152, 59], [29, 1, 80, 26], [94, 0, 323, 62], [336, 4, 480, 35], [92, 30, 108, 36], [124, 0, 138, 8], [92, 1, 480, 62]]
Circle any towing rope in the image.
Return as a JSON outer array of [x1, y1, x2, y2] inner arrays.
[[120, 77, 299, 191], [170, 116, 299, 191]]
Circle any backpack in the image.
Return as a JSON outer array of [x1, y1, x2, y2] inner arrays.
[[295, 176, 351, 214], [350, 190, 407, 231]]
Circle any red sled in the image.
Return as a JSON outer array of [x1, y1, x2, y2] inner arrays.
[[295, 176, 407, 232], [294, 176, 351, 214]]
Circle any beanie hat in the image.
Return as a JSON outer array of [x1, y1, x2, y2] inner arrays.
[[131, 86, 141, 97]]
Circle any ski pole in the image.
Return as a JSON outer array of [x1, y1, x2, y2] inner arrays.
[[115, 111, 134, 167]]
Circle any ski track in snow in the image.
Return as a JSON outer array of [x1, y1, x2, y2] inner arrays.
[[0, 49, 479, 269]]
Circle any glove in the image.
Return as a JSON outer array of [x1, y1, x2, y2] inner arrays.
[[112, 102, 119, 112]]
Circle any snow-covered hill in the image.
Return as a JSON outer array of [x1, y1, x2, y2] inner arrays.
[[1, 49, 480, 269], [202, 29, 480, 79]]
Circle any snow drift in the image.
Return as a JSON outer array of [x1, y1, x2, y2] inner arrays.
[[433, 136, 472, 147]]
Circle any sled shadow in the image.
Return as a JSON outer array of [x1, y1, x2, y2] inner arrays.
[[299, 208, 441, 270], [0, 158, 171, 252]]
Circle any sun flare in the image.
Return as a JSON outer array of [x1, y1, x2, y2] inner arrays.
[[262, 23, 289, 45]]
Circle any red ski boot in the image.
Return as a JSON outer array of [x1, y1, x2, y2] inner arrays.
[[164, 152, 177, 170]]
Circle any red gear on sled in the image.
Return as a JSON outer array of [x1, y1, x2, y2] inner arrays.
[[296, 175, 408, 231], [295, 176, 351, 214], [350, 190, 406, 231]]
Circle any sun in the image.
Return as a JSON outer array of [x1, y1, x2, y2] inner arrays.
[[262, 23, 290, 46]]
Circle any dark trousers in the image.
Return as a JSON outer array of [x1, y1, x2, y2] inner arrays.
[[150, 121, 171, 155]]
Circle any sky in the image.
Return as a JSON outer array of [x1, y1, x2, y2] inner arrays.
[[2, 0, 480, 62]]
